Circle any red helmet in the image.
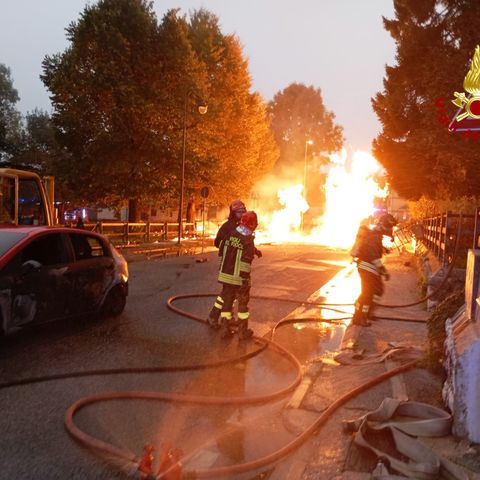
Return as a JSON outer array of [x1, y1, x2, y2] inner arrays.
[[229, 199, 247, 221], [240, 211, 258, 231], [230, 199, 246, 213]]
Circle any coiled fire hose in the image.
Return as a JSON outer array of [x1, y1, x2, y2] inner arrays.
[[64, 221, 465, 478], [0, 291, 420, 479], [1, 224, 464, 479]]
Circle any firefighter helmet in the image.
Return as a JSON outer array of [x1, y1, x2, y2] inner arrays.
[[229, 199, 247, 220], [240, 211, 258, 231], [230, 199, 246, 212], [376, 213, 397, 234]]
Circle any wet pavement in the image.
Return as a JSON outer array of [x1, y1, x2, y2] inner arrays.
[[287, 251, 480, 480], [167, 248, 480, 479], [1, 245, 479, 479]]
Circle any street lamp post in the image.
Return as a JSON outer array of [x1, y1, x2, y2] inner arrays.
[[301, 139, 313, 232], [178, 92, 208, 245]]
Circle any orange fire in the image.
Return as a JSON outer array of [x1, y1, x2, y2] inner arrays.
[[255, 149, 387, 248], [254, 184, 309, 244], [312, 149, 388, 248]]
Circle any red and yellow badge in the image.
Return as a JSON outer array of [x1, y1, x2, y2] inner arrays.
[[449, 45, 480, 132]]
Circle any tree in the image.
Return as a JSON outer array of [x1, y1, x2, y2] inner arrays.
[[14, 109, 63, 174], [41, 2, 278, 219], [42, 0, 206, 220], [268, 83, 344, 174], [372, 0, 480, 200], [186, 9, 278, 205], [0, 64, 22, 162]]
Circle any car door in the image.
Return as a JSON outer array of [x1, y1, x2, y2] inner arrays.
[[66, 233, 115, 315], [0, 232, 72, 331]]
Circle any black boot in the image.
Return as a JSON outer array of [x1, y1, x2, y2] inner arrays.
[[351, 310, 371, 327], [238, 319, 253, 340], [207, 313, 220, 329], [220, 318, 234, 338]]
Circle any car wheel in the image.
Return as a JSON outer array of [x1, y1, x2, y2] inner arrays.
[[102, 285, 126, 317]]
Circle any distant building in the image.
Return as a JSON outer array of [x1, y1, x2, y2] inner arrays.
[[386, 191, 410, 222]]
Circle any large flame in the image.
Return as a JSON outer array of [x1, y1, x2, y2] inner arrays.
[[255, 184, 308, 244], [255, 149, 387, 248], [312, 149, 387, 248]]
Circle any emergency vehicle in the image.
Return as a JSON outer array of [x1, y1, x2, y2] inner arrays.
[[0, 168, 56, 226]]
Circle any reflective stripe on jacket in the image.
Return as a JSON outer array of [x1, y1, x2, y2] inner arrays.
[[358, 260, 380, 275], [354, 226, 384, 275], [218, 229, 254, 286]]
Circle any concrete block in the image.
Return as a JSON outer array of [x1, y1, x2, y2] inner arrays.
[[443, 309, 480, 443]]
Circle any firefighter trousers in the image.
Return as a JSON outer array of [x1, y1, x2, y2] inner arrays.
[[208, 282, 251, 326], [353, 268, 384, 322], [220, 282, 251, 320]]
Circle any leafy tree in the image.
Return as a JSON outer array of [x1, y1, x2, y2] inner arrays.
[[42, 0, 206, 220], [186, 9, 278, 205], [268, 83, 344, 174], [372, 0, 480, 201], [13, 109, 63, 174], [0, 64, 22, 161], [41, 1, 278, 219]]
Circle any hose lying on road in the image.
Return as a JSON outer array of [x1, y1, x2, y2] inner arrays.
[[0, 292, 423, 479], [64, 334, 304, 477], [60, 295, 423, 479], [62, 346, 419, 479], [1, 244, 453, 479]]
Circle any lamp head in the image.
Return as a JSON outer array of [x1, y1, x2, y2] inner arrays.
[[198, 102, 208, 115]]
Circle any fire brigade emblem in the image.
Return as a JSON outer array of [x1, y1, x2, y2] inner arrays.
[[449, 45, 480, 132]]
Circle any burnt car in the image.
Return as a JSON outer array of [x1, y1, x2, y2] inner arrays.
[[0, 226, 128, 336]]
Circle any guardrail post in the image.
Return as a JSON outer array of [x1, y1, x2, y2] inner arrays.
[[444, 211, 452, 267], [124, 222, 129, 244], [146, 221, 150, 243], [474, 207, 480, 250], [437, 214, 443, 257]]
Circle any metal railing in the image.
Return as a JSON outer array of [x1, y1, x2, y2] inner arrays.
[[71, 220, 199, 245], [419, 210, 478, 266]]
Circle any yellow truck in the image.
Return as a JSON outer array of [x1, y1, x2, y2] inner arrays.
[[0, 168, 56, 226]]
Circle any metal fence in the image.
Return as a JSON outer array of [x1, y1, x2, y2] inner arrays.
[[75, 221, 199, 245], [419, 209, 480, 266]]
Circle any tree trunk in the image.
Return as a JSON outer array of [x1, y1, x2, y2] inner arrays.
[[128, 198, 139, 222]]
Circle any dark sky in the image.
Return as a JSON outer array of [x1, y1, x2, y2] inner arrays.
[[0, 0, 396, 151]]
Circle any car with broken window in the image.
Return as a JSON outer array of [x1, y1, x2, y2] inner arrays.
[[0, 226, 128, 336]]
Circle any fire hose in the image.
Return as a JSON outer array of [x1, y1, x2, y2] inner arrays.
[[63, 335, 419, 479], [66, 221, 464, 478], [1, 224, 464, 478], [60, 292, 428, 479], [0, 291, 422, 480]]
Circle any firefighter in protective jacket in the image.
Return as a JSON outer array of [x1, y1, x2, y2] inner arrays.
[[214, 199, 246, 250], [207, 199, 246, 328], [208, 200, 261, 328], [350, 213, 397, 326], [216, 211, 258, 340]]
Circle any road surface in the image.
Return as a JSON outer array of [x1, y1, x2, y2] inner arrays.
[[0, 243, 351, 479]]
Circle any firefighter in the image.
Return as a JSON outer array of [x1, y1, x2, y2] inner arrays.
[[214, 199, 247, 250], [216, 211, 258, 340], [350, 213, 397, 326], [207, 200, 261, 328]]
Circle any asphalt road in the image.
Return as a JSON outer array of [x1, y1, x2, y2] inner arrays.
[[0, 243, 351, 479]]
